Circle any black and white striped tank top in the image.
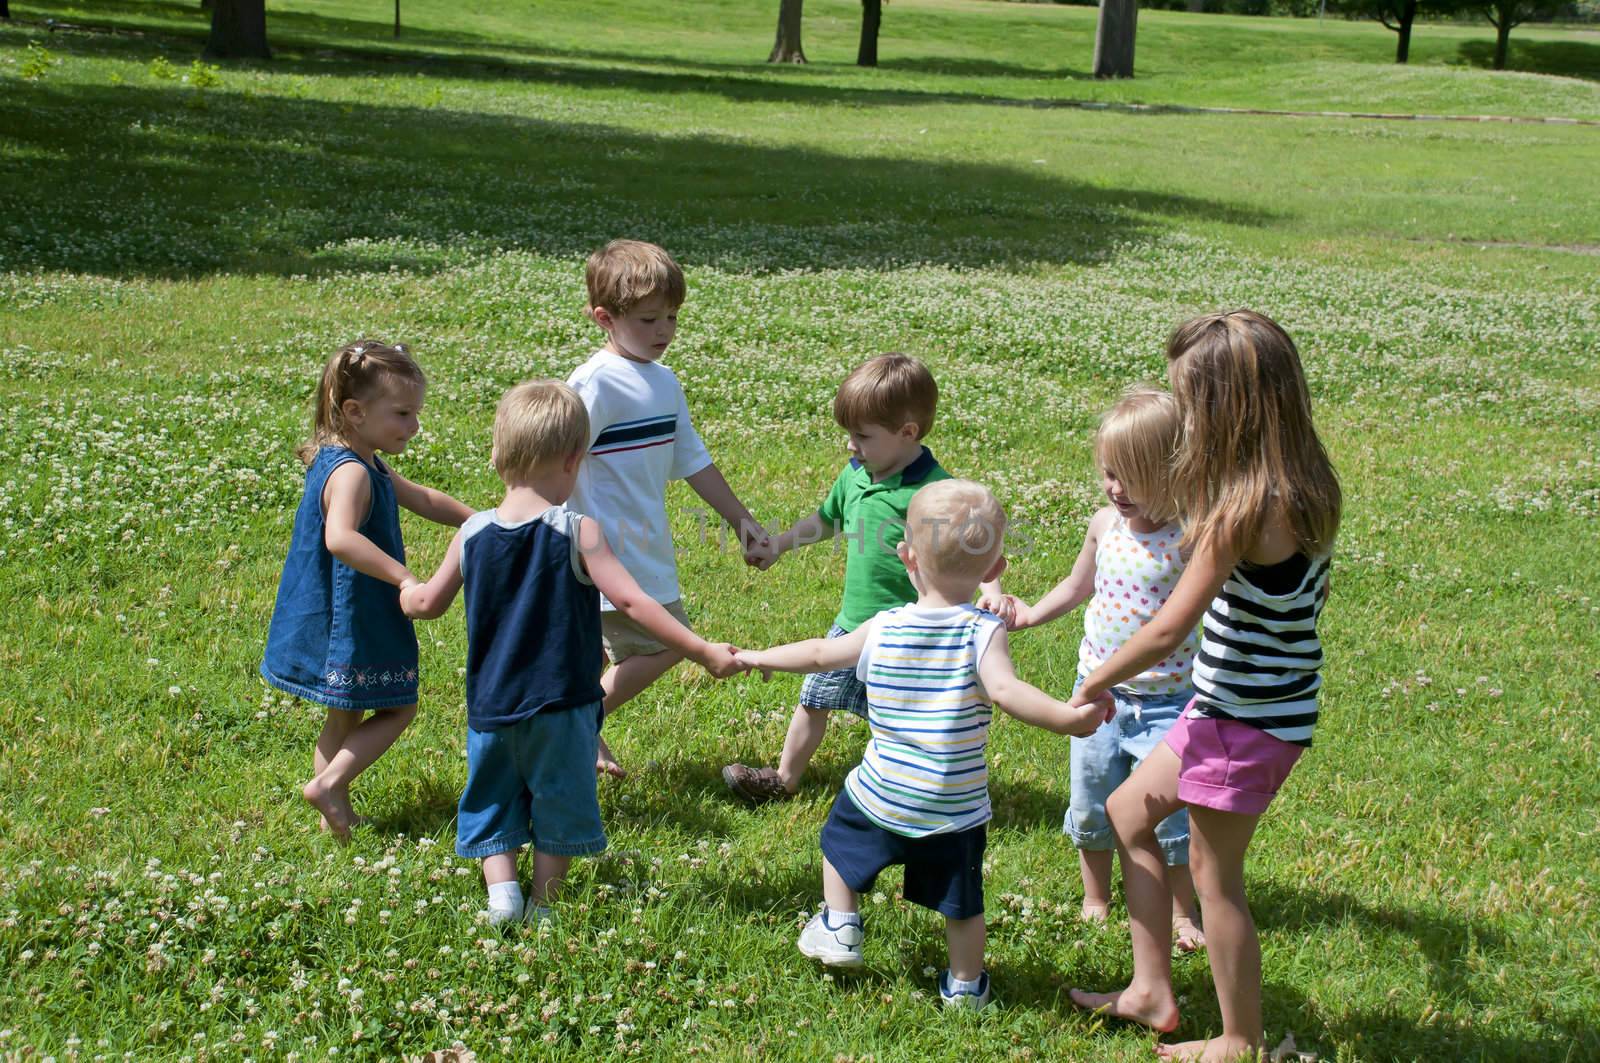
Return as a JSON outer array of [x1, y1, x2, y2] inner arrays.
[[1191, 552, 1330, 747]]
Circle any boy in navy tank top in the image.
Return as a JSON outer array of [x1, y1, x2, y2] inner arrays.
[[401, 381, 744, 925]]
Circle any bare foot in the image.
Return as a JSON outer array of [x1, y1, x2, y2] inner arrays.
[[319, 812, 371, 833], [1068, 984, 1180, 1032], [1081, 900, 1111, 923], [303, 778, 355, 840], [596, 736, 628, 780], [1155, 1035, 1263, 1061], [1173, 915, 1207, 954]]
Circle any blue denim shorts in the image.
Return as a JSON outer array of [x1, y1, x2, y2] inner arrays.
[[821, 791, 986, 920], [456, 703, 608, 859], [798, 625, 868, 718], [1066, 679, 1193, 865]]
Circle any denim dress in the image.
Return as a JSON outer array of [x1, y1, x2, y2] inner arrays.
[[261, 446, 419, 710]]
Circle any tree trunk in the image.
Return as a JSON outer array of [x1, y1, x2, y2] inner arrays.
[[204, 0, 270, 59], [1093, 0, 1138, 79], [1, 0, 12, 18], [1393, 0, 1416, 63], [394, 0, 401, 38], [1493, 13, 1512, 69], [769, 0, 806, 63], [857, 0, 881, 67]]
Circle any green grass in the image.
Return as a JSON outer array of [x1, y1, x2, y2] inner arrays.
[[2, 1, 1599, 1059]]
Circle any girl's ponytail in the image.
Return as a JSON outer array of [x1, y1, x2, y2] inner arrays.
[[297, 339, 425, 464]]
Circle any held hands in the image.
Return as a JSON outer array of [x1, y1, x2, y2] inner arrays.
[[1064, 689, 1116, 738], [398, 575, 423, 619], [978, 592, 1029, 630], [742, 535, 779, 571], [733, 649, 774, 680], [697, 641, 746, 679]]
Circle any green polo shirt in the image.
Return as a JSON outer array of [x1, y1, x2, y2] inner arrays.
[[816, 447, 950, 632]]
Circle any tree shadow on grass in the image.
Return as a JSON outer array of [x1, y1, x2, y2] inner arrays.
[[1455, 37, 1600, 81], [3, 65, 1272, 281]]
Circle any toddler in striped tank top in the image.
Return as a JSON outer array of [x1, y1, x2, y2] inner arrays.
[[1068, 312, 1341, 1063], [737, 479, 1113, 1011]]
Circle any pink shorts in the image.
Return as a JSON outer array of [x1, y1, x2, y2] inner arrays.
[[1164, 706, 1303, 815]]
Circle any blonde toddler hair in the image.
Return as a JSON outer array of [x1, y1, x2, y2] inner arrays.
[[833, 353, 938, 438], [586, 239, 686, 317], [493, 380, 590, 483], [1095, 385, 1180, 526], [905, 479, 1006, 584]]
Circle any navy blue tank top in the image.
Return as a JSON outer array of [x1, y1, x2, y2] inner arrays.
[[459, 507, 605, 730]]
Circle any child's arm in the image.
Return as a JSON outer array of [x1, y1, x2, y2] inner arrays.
[[390, 470, 474, 527], [734, 624, 872, 679], [577, 516, 742, 678], [322, 462, 415, 587], [684, 464, 768, 560], [977, 627, 1112, 737], [997, 508, 1110, 630], [399, 531, 465, 620], [1070, 532, 1240, 708]]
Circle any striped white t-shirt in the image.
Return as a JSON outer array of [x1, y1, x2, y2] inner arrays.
[[1191, 552, 1330, 747], [566, 349, 712, 608], [844, 604, 1004, 838]]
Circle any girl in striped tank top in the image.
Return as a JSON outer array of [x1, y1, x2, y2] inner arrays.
[[1069, 311, 1341, 1063]]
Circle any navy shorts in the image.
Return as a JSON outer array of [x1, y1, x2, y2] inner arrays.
[[820, 790, 986, 920], [456, 703, 608, 859]]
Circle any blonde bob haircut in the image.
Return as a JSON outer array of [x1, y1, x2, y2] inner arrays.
[[1095, 385, 1181, 527], [493, 380, 590, 483], [585, 239, 686, 317], [905, 479, 1006, 584], [833, 353, 938, 439]]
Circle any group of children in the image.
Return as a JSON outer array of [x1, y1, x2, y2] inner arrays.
[[261, 239, 1339, 1060]]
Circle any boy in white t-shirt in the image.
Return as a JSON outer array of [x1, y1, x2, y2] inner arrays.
[[567, 239, 768, 777]]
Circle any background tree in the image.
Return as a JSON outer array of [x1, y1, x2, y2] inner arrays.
[[1478, 0, 1554, 69], [769, 0, 806, 62], [1339, 0, 1466, 64], [204, 0, 270, 59], [857, 0, 882, 67], [2, 0, 11, 18], [1094, 0, 1138, 77]]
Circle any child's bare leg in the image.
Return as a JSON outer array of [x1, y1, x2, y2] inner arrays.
[[303, 703, 416, 836], [597, 650, 684, 778], [483, 850, 519, 887], [1168, 863, 1206, 952], [1080, 848, 1114, 921], [1070, 742, 1184, 1032], [530, 851, 573, 907], [1155, 806, 1264, 1062], [945, 915, 986, 983], [822, 856, 859, 915], [311, 710, 362, 831], [776, 705, 830, 791]]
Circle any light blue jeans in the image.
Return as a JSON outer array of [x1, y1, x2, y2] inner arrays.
[[1066, 680, 1193, 866]]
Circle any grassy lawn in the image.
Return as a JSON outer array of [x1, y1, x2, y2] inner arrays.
[[2, 0, 1598, 1059]]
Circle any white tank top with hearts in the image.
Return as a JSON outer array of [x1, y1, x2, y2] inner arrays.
[[1078, 515, 1198, 698]]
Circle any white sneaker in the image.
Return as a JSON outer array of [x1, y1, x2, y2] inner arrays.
[[797, 907, 864, 968], [939, 969, 991, 1011]]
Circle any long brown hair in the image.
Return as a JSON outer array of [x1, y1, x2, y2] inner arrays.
[[297, 339, 426, 464], [1165, 310, 1341, 558]]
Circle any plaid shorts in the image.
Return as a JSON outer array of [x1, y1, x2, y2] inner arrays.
[[798, 624, 868, 719]]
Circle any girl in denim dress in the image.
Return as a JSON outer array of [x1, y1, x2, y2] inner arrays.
[[982, 386, 1205, 952], [262, 339, 471, 838]]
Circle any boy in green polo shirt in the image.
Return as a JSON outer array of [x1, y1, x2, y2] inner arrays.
[[723, 354, 1007, 802]]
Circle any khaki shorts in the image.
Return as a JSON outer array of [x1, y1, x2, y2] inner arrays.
[[601, 599, 692, 664]]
